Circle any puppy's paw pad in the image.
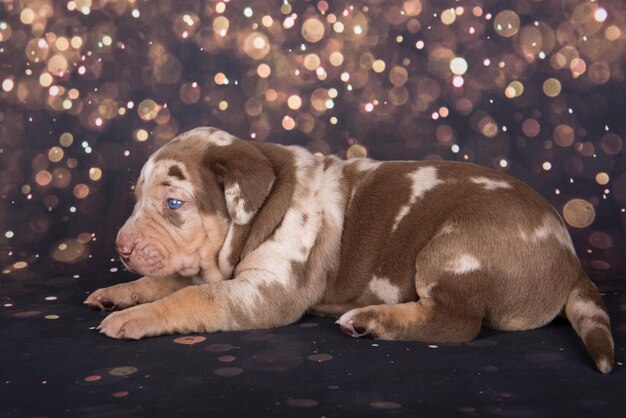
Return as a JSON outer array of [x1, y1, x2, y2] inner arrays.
[[99, 298, 116, 310]]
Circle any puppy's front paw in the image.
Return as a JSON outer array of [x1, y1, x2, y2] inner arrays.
[[98, 304, 166, 340], [84, 283, 142, 311]]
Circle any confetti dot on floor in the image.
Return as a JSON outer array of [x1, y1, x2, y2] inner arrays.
[[44, 315, 60, 320], [173, 336, 206, 345], [44, 296, 57, 301], [13, 311, 41, 318], [307, 353, 333, 362], [370, 401, 402, 409], [458, 406, 477, 413], [217, 355, 236, 363], [213, 367, 243, 377], [84, 375, 102, 382], [112, 391, 129, 398], [109, 366, 138, 376], [287, 398, 318, 407]]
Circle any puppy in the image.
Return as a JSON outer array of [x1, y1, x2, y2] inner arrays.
[[85, 127, 614, 373]]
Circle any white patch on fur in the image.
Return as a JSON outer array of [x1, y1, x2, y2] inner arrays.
[[207, 129, 235, 146], [597, 356, 612, 374], [392, 166, 442, 231], [520, 215, 576, 254], [351, 159, 382, 172], [445, 254, 481, 274], [417, 283, 436, 299], [433, 222, 455, 239], [471, 176, 512, 190], [225, 183, 254, 224], [182, 127, 234, 146], [570, 296, 610, 340], [232, 146, 326, 311], [218, 225, 236, 278], [501, 317, 530, 330], [369, 276, 401, 304]]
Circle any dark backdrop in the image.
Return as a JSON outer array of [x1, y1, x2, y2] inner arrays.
[[0, 1, 625, 416]]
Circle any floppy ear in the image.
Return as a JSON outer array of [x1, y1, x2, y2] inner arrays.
[[203, 138, 275, 225]]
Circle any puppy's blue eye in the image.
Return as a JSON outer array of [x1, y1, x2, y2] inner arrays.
[[166, 198, 184, 209]]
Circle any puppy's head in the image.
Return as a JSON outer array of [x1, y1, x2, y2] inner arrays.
[[116, 127, 274, 281]]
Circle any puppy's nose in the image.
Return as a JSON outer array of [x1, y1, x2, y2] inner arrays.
[[117, 243, 134, 260]]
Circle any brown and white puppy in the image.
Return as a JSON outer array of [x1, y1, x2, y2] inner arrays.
[[85, 127, 614, 373]]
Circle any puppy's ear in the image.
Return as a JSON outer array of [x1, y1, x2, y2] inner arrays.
[[204, 139, 275, 225]]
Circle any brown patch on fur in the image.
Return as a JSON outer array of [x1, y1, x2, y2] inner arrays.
[[203, 141, 275, 222], [154, 139, 227, 218], [323, 155, 340, 171], [327, 162, 418, 303], [290, 260, 308, 288], [241, 142, 297, 256], [225, 223, 252, 268], [168, 165, 186, 180]]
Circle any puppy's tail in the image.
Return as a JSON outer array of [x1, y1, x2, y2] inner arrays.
[[564, 271, 614, 374]]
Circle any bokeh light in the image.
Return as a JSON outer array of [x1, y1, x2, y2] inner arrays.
[[563, 199, 596, 228], [0, 0, 624, 278]]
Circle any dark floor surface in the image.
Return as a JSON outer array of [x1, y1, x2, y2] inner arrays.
[[1, 269, 624, 418]]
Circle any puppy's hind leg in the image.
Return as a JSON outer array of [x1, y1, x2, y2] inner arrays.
[[337, 230, 486, 343], [336, 294, 483, 343]]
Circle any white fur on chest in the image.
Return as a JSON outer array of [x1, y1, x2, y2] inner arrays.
[[232, 148, 344, 308]]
